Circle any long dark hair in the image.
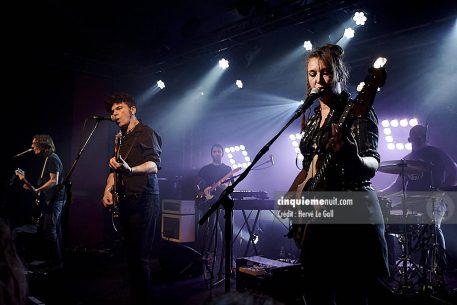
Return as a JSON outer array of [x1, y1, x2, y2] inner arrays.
[[301, 44, 349, 131], [33, 134, 56, 157]]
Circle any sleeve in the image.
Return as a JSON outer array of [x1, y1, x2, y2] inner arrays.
[[48, 155, 62, 175], [141, 128, 162, 170], [351, 108, 381, 163]]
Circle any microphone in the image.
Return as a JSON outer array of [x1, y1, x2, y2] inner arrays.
[[269, 154, 274, 166], [91, 115, 115, 121], [293, 88, 323, 118], [13, 148, 33, 158]]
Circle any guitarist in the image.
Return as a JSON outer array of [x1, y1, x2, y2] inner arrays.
[[24, 134, 66, 270], [194, 144, 232, 255], [287, 44, 389, 305], [102, 93, 162, 305]]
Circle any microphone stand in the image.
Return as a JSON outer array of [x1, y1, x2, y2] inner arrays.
[[57, 120, 103, 252], [198, 103, 310, 293]]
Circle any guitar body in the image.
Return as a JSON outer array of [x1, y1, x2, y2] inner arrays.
[[195, 167, 241, 204], [15, 168, 45, 226], [289, 61, 387, 249], [109, 131, 124, 230]]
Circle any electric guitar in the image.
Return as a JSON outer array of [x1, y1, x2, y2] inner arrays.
[[15, 168, 44, 225], [195, 167, 241, 203], [109, 131, 123, 230], [290, 59, 387, 248]]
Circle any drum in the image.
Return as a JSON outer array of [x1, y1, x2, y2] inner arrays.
[[384, 209, 424, 234]]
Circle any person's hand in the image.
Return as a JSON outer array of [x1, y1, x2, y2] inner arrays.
[[109, 156, 132, 175], [102, 189, 113, 208]]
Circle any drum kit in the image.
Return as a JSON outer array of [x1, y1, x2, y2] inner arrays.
[[377, 159, 449, 294]]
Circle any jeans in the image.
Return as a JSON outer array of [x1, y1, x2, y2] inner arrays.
[[120, 193, 160, 305], [42, 199, 65, 266]]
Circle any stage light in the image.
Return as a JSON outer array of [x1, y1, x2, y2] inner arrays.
[[373, 57, 387, 69], [303, 40, 312, 51], [385, 136, 393, 142], [353, 11, 367, 26], [409, 118, 418, 126], [405, 143, 412, 150], [289, 133, 304, 159], [236, 80, 243, 88], [226, 145, 251, 169], [218, 58, 229, 70], [357, 82, 365, 92], [344, 27, 355, 39], [390, 120, 399, 127], [381, 120, 390, 127], [383, 128, 392, 135], [157, 80, 165, 89], [387, 143, 395, 150], [400, 119, 408, 127], [396, 143, 405, 150]]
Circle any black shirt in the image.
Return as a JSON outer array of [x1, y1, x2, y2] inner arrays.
[[119, 121, 162, 196], [37, 153, 65, 202]]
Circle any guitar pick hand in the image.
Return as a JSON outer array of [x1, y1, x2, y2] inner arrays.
[[109, 155, 133, 176]]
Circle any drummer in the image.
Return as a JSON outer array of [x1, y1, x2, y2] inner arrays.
[[379, 124, 457, 270]]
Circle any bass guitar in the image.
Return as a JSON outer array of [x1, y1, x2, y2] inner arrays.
[[290, 58, 387, 248], [15, 168, 44, 225], [195, 167, 241, 203]]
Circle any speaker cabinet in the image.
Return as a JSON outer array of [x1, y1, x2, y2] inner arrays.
[[161, 213, 195, 243]]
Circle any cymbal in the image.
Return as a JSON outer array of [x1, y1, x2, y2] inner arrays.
[[378, 159, 430, 175]]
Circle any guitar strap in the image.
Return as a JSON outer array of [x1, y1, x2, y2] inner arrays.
[[40, 157, 49, 180], [121, 135, 137, 186]]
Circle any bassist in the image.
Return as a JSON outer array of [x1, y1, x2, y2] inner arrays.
[[22, 134, 66, 270], [194, 144, 232, 255]]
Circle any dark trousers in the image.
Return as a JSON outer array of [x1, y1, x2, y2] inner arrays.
[[42, 199, 65, 266], [120, 194, 160, 305]]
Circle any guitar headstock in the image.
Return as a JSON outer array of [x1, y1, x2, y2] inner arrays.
[[351, 57, 387, 118], [15, 168, 25, 180]]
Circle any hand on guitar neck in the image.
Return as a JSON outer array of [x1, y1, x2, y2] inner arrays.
[[196, 167, 241, 202], [15, 168, 42, 205]]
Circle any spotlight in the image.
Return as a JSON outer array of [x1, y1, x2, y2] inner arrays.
[[353, 11, 367, 26], [381, 120, 390, 127], [373, 57, 387, 69], [356, 81, 365, 92], [218, 58, 229, 70], [226, 144, 251, 168], [405, 143, 412, 150], [387, 143, 395, 150], [303, 40, 312, 51], [409, 118, 418, 126], [157, 80, 165, 89], [396, 143, 405, 150], [390, 120, 399, 127], [236, 80, 243, 88], [344, 27, 355, 39], [400, 119, 408, 127], [383, 128, 391, 135]]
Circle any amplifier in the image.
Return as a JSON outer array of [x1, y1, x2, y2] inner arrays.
[[161, 213, 195, 243], [162, 199, 195, 215]]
